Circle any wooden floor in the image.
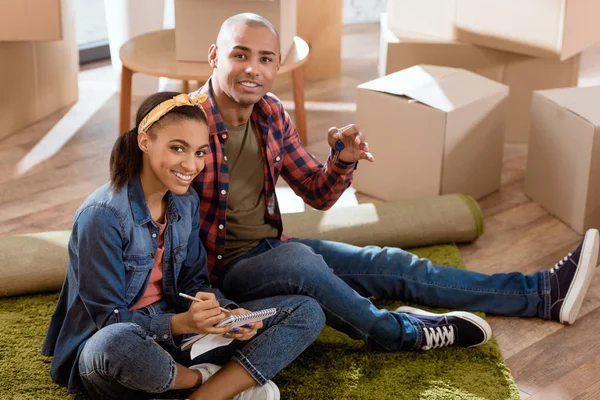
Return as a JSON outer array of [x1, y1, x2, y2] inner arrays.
[[2, 23, 600, 399]]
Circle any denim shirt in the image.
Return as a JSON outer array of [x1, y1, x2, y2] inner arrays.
[[41, 177, 236, 392]]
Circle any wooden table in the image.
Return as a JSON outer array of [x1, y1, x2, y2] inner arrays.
[[119, 29, 310, 143]]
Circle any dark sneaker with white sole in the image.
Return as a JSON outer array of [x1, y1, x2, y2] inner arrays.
[[549, 228, 599, 325], [395, 306, 492, 351]]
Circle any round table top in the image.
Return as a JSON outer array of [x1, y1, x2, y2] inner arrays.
[[119, 29, 309, 81]]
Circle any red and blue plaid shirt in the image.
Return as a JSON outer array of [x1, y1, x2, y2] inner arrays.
[[191, 80, 356, 282]]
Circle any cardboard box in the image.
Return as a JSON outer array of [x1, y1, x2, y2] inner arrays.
[[386, 0, 600, 60], [297, 0, 341, 80], [174, 0, 296, 62], [455, 0, 600, 60], [0, 0, 78, 140], [0, 0, 64, 41], [387, 0, 457, 41], [379, 15, 580, 143], [525, 86, 600, 234], [353, 65, 509, 202]]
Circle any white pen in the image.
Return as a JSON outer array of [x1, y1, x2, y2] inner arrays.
[[178, 292, 230, 314]]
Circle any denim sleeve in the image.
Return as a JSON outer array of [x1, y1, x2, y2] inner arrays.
[[176, 192, 238, 312], [75, 206, 177, 347], [137, 311, 175, 348], [75, 205, 132, 328]]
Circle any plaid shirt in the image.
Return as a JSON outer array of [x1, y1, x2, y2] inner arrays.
[[191, 80, 356, 282]]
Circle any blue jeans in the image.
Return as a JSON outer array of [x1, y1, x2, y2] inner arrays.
[[219, 239, 551, 352], [78, 295, 324, 399]]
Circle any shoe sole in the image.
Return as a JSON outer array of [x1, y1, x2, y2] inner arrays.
[[395, 306, 492, 347], [560, 228, 599, 325]]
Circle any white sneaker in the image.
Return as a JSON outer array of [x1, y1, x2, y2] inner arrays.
[[232, 380, 280, 400], [189, 363, 221, 384], [188, 363, 280, 400]]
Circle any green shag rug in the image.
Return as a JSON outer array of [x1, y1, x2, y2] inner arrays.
[[0, 244, 519, 400]]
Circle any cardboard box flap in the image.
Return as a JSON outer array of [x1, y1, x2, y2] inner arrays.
[[539, 86, 600, 127], [358, 65, 507, 112]]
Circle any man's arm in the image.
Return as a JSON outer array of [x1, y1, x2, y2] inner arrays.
[[278, 108, 356, 210]]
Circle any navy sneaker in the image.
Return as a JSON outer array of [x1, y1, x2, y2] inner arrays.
[[549, 228, 599, 325], [396, 306, 492, 351]]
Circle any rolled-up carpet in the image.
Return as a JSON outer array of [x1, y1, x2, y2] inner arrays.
[[282, 193, 484, 248], [0, 194, 483, 297], [0, 231, 70, 297]]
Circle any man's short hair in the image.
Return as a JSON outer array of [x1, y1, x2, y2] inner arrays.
[[216, 13, 280, 51]]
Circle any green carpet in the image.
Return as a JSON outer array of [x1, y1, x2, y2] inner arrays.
[[0, 244, 519, 400]]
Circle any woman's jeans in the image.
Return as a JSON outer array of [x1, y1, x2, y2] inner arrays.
[[78, 295, 324, 399], [219, 239, 551, 352]]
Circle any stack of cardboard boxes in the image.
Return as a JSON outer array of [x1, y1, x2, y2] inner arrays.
[[353, 0, 600, 234], [0, 0, 79, 141]]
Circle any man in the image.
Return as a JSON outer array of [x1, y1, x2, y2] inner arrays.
[[191, 13, 599, 355]]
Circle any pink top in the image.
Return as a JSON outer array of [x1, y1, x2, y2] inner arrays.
[[130, 220, 166, 311]]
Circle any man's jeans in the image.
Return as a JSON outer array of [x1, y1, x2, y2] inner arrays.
[[78, 295, 324, 399], [220, 239, 551, 352]]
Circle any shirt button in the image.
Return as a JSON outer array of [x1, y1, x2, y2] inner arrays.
[[163, 334, 169, 339], [220, 189, 227, 195], [218, 224, 224, 229], [152, 233, 157, 238], [221, 134, 227, 139], [113, 309, 119, 314], [275, 156, 281, 162], [152, 334, 157, 339], [217, 255, 223, 260]]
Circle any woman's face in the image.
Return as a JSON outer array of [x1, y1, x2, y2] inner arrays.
[[140, 119, 210, 195]]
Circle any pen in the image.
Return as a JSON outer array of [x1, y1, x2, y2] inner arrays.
[[178, 292, 230, 314]]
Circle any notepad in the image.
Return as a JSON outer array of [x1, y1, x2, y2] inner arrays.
[[215, 307, 278, 329], [181, 308, 279, 358]]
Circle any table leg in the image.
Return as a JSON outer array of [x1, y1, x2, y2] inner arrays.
[[182, 80, 190, 93], [119, 66, 133, 135], [292, 66, 307, 144]]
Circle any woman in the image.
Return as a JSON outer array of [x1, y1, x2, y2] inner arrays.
[[41, 91, 325, 400]]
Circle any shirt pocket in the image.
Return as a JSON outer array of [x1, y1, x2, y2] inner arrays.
[[172, 244, 187, 274], [123, 255, 155, 304]]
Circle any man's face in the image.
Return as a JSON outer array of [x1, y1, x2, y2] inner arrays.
[[210, 23, 281, 107]]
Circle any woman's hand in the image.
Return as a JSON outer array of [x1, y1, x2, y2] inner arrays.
[[171, 292, 230, 335], [224, 308, 263, 341]]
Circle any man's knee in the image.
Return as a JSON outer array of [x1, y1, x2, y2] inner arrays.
[[269, 242, 331, 276]]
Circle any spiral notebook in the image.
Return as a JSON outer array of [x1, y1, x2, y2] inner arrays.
[[181, 308, 278, 357], [215, 307, 278, 329]]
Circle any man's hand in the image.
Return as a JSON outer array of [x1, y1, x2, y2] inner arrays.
[[328, 124, 374, 163], [223, 308, 263, 341]]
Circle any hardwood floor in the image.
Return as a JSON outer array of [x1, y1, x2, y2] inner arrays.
[[2, 23, 600, 399]]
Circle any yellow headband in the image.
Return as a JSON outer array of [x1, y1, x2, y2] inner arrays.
[[137, 92, 209, 134]]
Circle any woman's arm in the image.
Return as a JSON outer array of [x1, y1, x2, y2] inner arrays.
[[75, 205, 132, 328], [75, 206, 182, 348]]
